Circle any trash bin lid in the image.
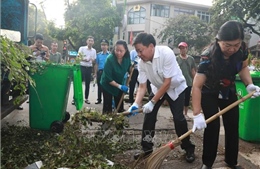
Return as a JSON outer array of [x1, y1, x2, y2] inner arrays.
[[236, 71, 260, 82]]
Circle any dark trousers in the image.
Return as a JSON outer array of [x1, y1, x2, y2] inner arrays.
[[102, 88, 124, 114], [81, 66, 92, 100], [146, 80, 151, 95], [201, 92, 239, 167], [184, 86, 192, 107], [96, 70, 103, 102], [141, 92, 195, 152], [129, 69, 139, 103], [129, 69, 152, 103]]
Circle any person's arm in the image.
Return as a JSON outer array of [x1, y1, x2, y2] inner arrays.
[[191, 68, 196, 79], [91, 49, 97, 64], [239, 60, 253, 86], [134, 83, 147, 105], [94, 62, 98, 77], [103, 56, 122, 88], [192, 73, 206, 116], [191, 57, 197, 79]]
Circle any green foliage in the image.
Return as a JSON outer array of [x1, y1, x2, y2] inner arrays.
[[60, 0, 121, 51], [210, 0, 260, 36], [0, 36, 36, 104], [158, 15, 212, 53], [1, 110, 138, 169], [80, 107, 129, 129]]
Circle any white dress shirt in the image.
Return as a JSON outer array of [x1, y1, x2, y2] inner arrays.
[[138, 46, 187, 101], [78, 46, 96, 67]]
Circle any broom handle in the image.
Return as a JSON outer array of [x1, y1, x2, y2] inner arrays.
[[116, 65, 135, 113], [119, 108, 143, 116], [177, 91, 255, 141]]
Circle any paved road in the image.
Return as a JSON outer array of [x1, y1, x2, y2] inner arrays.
[[2, 82, 260, 169]]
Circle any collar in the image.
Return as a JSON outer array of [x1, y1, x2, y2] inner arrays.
[[101, 51, 110, 54], [153, 46, 160, 59]]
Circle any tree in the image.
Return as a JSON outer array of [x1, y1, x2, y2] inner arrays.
[[28, 5, 58, 48], [52, 0, 121, 51], [210, 0, 260, 36], [158, 15, 212, 54]]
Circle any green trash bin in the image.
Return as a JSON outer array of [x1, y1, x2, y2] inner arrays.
[[29, 64, 83, 133], [235, 71, 260, 142]]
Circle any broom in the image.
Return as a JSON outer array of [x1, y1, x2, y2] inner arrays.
[[115, 64, 135, 113], [117, 108, 143, 116], [144, 91, 255, 169], [100, 65, 136, 130]]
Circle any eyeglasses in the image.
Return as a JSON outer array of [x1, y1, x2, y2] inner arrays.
[[115, 49, 125, 53]]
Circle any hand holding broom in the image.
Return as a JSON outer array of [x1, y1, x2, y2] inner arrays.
[[143, 91, 256, 169]]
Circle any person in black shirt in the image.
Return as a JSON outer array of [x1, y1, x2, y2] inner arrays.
[[191, 21, 260, 169]]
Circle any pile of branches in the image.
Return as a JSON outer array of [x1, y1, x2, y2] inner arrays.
[[1, 110, 137, 169]]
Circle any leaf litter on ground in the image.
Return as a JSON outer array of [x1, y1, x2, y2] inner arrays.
[[1, 109, 139, 169]]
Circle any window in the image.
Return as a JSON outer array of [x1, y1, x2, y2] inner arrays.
[[151, 4, 170, 18], [197, 11, 211, 23], [173, 7, 194, 16], [128, 31, 143, 44], [128, 7, 146, 24]]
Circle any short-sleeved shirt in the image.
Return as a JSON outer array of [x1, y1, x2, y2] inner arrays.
[[100, 54, 131, 96], [96, 51, 110, 70], [49, 52, 62, 63], [176, 55, 196, 86], [78, 46, 96, 67], [138, 46, 187, 101], [198, 44, 248, 98]]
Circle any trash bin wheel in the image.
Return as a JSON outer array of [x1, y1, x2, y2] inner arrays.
[[51, 121, 64, 133], [63, 111, 70, 123]]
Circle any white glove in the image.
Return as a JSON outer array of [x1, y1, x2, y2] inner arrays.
[[192, 113, 207, 132], [142, 101, 154, 114], [246, 84, 260, 98]]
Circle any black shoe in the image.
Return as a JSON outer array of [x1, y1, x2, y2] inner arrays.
[[118, 109, 126, 113], [16, 106, 23, 110], [85, 100, 90, 104], [134, 150, 153, 160], [226, 164, 243, 169], [201, 164, 212, 169], [95, 100, 101, 104], [185, 150, 195, 163], [71, 100, 75, 105]]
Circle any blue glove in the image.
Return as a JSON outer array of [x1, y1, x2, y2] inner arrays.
[[127, 102, 139, 117], [118, 85, 129, 93]]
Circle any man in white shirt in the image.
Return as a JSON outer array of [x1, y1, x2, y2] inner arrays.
[[78, 36, 97, 104], [128, 33, 195, 163]]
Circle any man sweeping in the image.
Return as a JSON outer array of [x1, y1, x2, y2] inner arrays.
[[128, 33, 195, 163]]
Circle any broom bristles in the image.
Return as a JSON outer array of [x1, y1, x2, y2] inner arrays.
[[144, 145, 172, 169]]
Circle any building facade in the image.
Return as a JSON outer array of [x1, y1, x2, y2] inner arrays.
[[115, 0, 211, 50]]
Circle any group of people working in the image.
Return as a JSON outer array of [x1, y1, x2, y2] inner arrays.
[[104, 21, 260, 169], [29, 20, 260, 169]]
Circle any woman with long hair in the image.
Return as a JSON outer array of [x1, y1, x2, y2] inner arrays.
[[192, 21, 260, 169]]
